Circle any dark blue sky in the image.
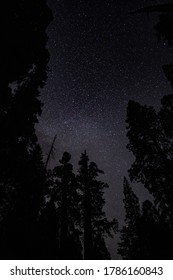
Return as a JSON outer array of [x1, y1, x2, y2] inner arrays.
[[36, 0, 173, 258]]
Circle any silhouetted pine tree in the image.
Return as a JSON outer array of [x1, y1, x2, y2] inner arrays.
[[77, 151, 117, 259], [127, 96, 173, 217], [118, 177, 141, 259], [118, 178, 171, 259], [119, 3, 173, 260], [46, 152, 82, 259], [38, 198, 59, 259], [139, 200, 169, 259], [0, 0, 52, 259], [124, 97, 173, 258]]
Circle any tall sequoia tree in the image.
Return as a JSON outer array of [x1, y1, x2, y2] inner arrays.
[[0, 1, 53, 259], [127, 3, 173, 227], [118, 4, 173, 259], [124, 95, 173, 259], [118, 177, 141, 259], [118, 178, 165, 259], [43, 152, 82, 259], [77, 151, 117, 259]]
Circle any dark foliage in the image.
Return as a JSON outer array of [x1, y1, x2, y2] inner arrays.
[[0, 0, 52, 259], [119, 178, 170, 259], [49, 152, 82, 259], [119, 6, 173, 259], [77, 151, 118, 259], [118, 178, 141, 259], [122, 95, 173, 259]]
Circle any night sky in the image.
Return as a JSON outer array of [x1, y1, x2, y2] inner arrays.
[[36, 0, 173, 258]]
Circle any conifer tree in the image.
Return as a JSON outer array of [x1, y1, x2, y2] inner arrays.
[[48, 152, 82, 259], [119, 3, 173, 260], [38, 198, 59, 259], [118, 177, 141, 259], [119, 56, 173, 260], [0, 0, 52, 259], [77, 151, 117, 259]]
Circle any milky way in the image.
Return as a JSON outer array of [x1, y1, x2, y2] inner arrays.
[[37, 0, 173, 258]]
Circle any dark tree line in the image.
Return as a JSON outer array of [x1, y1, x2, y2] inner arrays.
[[1, 0, 173, 260], [42, 151, 117, 260], [118, 5, 173, 259], [0, 0, 53, 259], [0, 0, 117, 259]]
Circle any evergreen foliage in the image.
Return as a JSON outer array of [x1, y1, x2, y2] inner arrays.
[[119, 6, 173, 259], [0, 0, 52, 259], [77, 151, 118, 259]]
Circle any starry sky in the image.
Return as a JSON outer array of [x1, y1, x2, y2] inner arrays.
[[36, 0, 173, 258]]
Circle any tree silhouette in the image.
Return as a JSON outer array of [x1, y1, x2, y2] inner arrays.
[[126, 3, 173, 227], [118, 177, 141, 259], [124, 97, 173, 258], [0, 0, 52, 259], [38, 197, 59, 259], [45, 152, 82, 259], [138, 200, 169, 259], [118, 5, 173, 259], [77, 151, 117, 259], [118, 177, 173, 259]]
